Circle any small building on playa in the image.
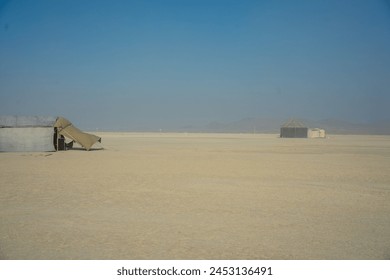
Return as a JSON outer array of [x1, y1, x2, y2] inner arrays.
[[280, 119, 326, 138], [308, 128, 326, 138], [0, 116, 101, 152], [280, 119, 308, 138]]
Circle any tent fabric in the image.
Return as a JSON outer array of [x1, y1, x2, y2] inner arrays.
[[54, 117, 101, 151]]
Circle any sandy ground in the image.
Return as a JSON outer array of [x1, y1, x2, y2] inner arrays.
[[0, 133, 389, 260]]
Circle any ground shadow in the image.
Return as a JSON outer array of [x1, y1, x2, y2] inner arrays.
[[68, 147, 104, 152]]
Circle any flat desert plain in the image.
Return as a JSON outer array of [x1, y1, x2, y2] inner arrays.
[[0, 133, 389, 259]]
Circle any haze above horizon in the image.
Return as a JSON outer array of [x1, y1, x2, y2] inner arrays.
[[1, 0, 390, 130]]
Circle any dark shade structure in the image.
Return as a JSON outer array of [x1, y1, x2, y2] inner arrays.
[[280, 119, 308, 138]]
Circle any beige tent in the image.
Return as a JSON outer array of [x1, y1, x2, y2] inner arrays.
[[54, 117, 101, 151]]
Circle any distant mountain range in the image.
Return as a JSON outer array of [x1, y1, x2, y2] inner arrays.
[[177, 118, 390, 135]]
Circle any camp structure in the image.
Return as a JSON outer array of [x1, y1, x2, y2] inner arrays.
[[54, 117, 101, 151], [280, 119, 326, 138], [280, 119, 308, 138], [0, 116, 101, 152], [308, 128, 326, 138]]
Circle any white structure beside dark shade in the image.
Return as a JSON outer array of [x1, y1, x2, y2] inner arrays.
[[280, 119, 326, 138]]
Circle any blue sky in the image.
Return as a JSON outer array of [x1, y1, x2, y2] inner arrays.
[[1, 0, 390, 130]]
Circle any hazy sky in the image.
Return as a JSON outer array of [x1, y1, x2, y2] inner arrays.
[[1, 0, 390, 130]]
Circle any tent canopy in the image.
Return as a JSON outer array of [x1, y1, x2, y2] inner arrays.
[[54, 117, 101, 151]]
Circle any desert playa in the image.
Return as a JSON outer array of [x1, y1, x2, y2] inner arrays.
[[0, 133, 389, 259]]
